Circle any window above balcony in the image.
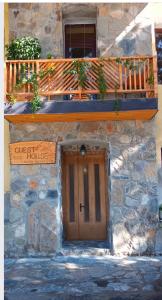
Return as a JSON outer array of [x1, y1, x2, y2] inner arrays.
[[65, 24, 96, 58]]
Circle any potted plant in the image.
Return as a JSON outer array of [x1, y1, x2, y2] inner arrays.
[[5, 36, 41, 60]]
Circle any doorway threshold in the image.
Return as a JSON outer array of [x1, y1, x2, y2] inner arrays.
[[62, 241, 111, 256]]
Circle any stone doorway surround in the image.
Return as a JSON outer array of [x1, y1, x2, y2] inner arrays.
[[60, 141, 111, 250]]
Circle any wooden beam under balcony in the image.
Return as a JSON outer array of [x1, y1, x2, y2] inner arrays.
[[4, 98, 158, 123]]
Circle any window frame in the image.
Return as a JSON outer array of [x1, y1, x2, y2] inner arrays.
[[63, 21, 97, 58], [155, 28, 162, 84]]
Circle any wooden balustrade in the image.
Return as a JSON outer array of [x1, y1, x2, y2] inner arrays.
[[5, 56, 158, 102]]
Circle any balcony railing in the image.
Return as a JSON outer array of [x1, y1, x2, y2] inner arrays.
[[5, 56, 158, 102]]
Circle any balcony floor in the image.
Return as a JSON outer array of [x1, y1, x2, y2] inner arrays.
[[4, 98, 158, 123]]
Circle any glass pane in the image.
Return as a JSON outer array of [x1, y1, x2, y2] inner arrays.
[[69, 48, 93, 58], [83, 165, 89, 222], [69, 164, 75, 222], [65, 24, 96, 58], [94, 164, 101, 222], [66, 25, 95, 34]]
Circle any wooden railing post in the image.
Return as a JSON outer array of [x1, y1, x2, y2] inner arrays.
[[36, 60, 40, 95], [9, 62, 12, 95], [78, 83, 82, 100], [4, 62, 7, 103], [119, 63, 123, 91], [152, 55, 158, 98]]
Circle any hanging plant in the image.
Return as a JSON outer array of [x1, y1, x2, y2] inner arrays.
[[113, 84, 121, 113], [15, 66, 55, 112], [147, 69, 154, 87], [64, 59, 90, 89], [7, 94, 17, 105], [96, 62, 107, 99], [115, 57, 145, 72], [46, 53, 53, 59]]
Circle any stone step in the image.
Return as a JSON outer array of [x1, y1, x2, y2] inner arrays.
[[61, 241, 111, 256], [62, 247, 111, 256]]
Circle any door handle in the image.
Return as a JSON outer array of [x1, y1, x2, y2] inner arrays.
[[80, 203, 85, 212]]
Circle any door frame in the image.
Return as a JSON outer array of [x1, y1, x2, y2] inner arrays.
[[61, 144, 109, 243]]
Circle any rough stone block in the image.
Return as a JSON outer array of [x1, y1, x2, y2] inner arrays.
[[11, 193, 22, 208], [155, 228, 162, 254], [25, 190, 37, 201], [39, 190, 47, 200], [9, 208, 23, 223], [98, 5, 109, 17], [4, 192, 11, 223], [15, 224, 25, 238], [149, 198, 158, 213], [158, 168, 162, 184], [119, 38, 135, 55], [11, 179, 26, 193], [111, 207, 123, 223], [45, 25, 51, 34], [47, 190, 58, 199], [25, 200, 35, 207], [113, 223, 131, 254], [28, 180, 38, 189], [132, 236, 148, 253], [125, 196, 139, 207], [27, 201, 60, 252], [125, 220, 141, 235], [125, 181, 144, 200]]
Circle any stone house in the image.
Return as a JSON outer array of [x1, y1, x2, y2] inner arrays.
[[4, 3, 162, 257]]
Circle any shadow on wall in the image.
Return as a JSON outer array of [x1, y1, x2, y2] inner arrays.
[[102, 23, 152, 57], [111, 136, 158, 255], [97, 3, 152, 56]]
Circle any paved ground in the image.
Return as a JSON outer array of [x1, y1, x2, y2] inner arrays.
[[5, 255, 162, 300]]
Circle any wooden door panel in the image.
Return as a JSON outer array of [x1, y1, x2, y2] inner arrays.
[[88, 161, 95, 224], [78, 154, 107, 240], [63, 151, 107, 241], [63, 154, 79, 240]]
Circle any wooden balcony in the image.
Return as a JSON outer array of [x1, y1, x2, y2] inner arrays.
[[4, 56, 158, 123]]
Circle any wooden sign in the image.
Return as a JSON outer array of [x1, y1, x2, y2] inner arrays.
[[9, 141, 56, 165]]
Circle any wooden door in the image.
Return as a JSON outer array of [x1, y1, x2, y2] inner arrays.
[[62, 151, 107, 240]]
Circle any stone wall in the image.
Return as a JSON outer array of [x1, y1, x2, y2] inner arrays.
[[97, 3, 152, 56], [5, 164, 61, 257], [5, 120, 160, 257], [8, 3, 153, 58], [155, 85, 162, 254], [8, 3, 63, 58]]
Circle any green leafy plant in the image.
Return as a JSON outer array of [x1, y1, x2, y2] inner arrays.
[[6, 36, 41, 60], [96, 62, 107, 99], [15, 66, 55, 112], [113, 84, 121, 113], [8, 94, 17, 105], [46, 53, 53, 59], [64, 59, 90, 89], [147, 70, 154, 87], [115, 57, 145, 72]]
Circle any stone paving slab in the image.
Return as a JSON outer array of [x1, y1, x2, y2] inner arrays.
[[5, 255, 162, 300]]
